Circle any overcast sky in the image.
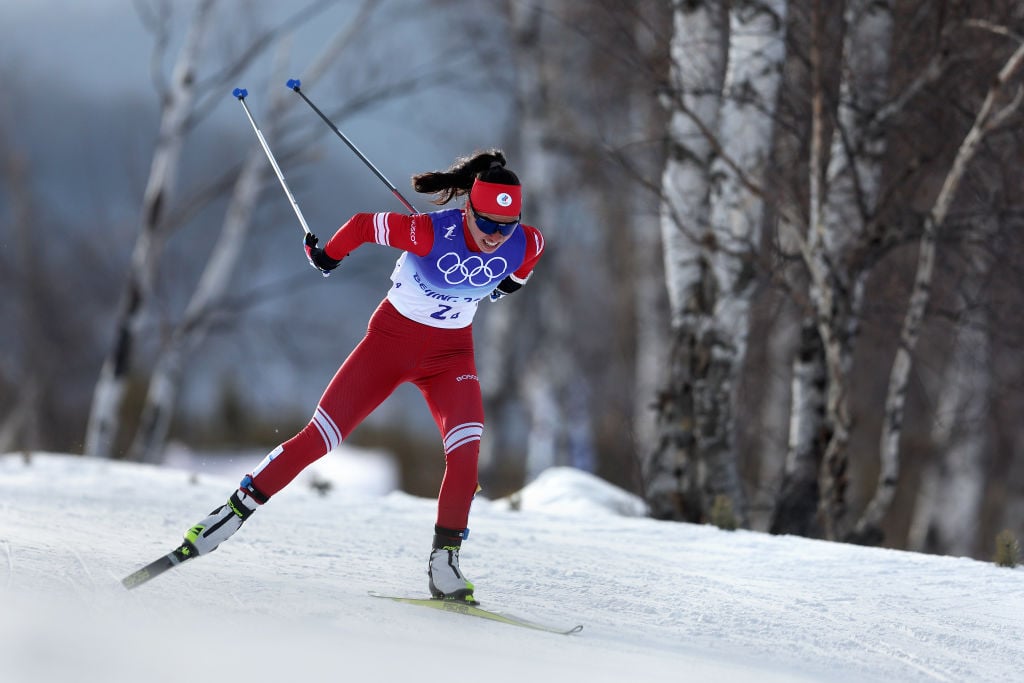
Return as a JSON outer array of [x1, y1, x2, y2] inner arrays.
[[0, 0, 505, 167], [2, 1, 169, 95]]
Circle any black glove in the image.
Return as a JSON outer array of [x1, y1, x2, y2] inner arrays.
[[304, 233, 342, 277]]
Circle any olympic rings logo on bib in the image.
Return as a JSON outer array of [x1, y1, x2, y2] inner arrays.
[[437, 252, 508, 286]]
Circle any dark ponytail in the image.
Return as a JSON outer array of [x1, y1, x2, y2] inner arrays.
[[412, 149, 520, 206]]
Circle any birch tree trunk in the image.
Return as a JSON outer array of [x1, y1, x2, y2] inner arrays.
[[853, 32, 1024, 542], [907, 224, 993, 556], [83, 0, 216, 458], [648, 0, 727, 520], [698, 0, 789, 525], [779, 1, 958, 539], [774, 0, 894, 537], [771, 317, 828, 535]]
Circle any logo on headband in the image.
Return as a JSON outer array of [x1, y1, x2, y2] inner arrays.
[[470, 179, 521, 218]]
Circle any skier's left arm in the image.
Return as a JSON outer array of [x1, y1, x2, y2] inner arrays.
[[490, 224, 545, 302]]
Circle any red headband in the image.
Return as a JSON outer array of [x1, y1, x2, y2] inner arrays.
[[470, 179, 521, 218]]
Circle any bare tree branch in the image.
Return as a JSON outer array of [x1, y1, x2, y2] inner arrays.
[[852, 26, 1024, 542], [188, 0, 349, 129]]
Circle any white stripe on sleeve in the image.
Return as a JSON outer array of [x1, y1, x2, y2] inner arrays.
[[374, 213, 390, 245]]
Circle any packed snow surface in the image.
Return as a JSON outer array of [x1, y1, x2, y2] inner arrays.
[[1, 453, 1021, 682]]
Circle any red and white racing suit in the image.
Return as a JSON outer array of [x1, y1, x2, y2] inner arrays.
[[248, 208, 544, 530]]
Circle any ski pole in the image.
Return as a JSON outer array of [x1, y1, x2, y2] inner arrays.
[[285, 78, 417, 214], [232, 87, 312, 235]]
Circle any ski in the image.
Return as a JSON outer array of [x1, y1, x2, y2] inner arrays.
[[121, 543, 197, 590], [369, 591, 583, 635]]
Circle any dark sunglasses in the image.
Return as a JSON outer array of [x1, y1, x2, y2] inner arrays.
[[470, 203, 520, 236]]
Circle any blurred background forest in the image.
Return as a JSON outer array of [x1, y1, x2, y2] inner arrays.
[[1, 0, 1023, 563]]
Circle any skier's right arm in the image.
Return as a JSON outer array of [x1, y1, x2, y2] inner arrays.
[[303, 213, 433, 277], [304, 232, 342, 276], [324, 212, 434, 260]]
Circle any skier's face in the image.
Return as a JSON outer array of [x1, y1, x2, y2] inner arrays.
[[466, 203, 519, 253]]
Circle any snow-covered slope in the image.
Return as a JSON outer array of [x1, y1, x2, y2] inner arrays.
[[1, 453, 1021, 682]]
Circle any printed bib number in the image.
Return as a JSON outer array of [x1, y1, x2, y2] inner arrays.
[[430, 305, 462, 321]]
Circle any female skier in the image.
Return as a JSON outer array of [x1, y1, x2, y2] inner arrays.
[[179, 150, 543, 604]]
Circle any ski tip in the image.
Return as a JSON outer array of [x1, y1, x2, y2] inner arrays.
[[232, 87, 247, 99], [286, 78, 301, 91]]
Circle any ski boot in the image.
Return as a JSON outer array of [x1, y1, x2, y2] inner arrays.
[[183, 475, 267, 555], [428, 525, 476, 604]]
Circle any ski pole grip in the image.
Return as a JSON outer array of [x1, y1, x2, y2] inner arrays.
[[286, 78, 301, 91], [232, 87, 248, 99]]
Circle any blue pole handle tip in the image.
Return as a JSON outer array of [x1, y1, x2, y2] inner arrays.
[[232, 87, 248, 99], [286, 78, 301, 91]]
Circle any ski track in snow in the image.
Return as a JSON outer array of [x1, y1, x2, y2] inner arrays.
[[1, 453, 1022, 683], [1, 539, 12, 590]]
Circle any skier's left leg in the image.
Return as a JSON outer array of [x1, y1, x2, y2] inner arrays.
[[417, 361, 484, 602]]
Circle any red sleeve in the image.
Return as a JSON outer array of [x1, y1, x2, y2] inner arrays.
[[512, 224, 545, 281], [324, 212, 434, 259]]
